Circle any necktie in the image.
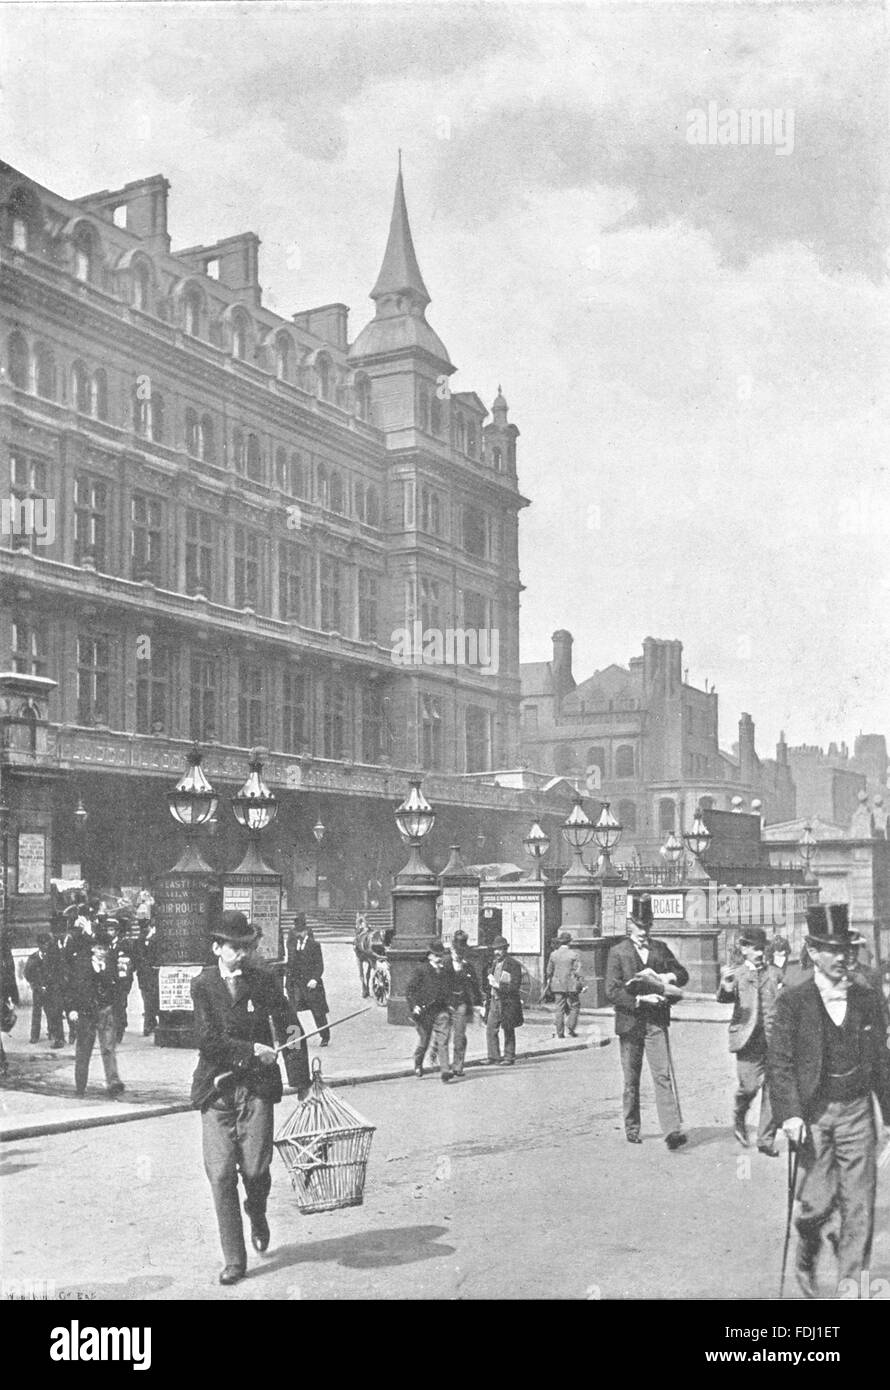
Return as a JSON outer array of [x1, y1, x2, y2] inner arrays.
[[224, 975, 239, 999]]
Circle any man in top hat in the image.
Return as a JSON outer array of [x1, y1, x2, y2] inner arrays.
[[545, 929, 584, 1039], [191, 909, 310, 1285], [717, 926, 782, 1155], [285, 913, 330, 1046], [406, 939, 454, 1081], [769, 903, 890, 1298], [484, 935, 524, 1066], [66, 928, 125, 1098], [605, 892, 689, 1149]]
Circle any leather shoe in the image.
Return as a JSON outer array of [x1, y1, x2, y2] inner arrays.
[[250, 1215, 270, 1253], [626, 1133, 643, 1144], [795, 1253, 820, 1300], [665, 1131, 688, 1151], [414, 1066, 423, 1077], [734, 1123, 749, 1147], [757, 1144, 779, 1158], [108, 1081, 125, 1097], [440, 1073, 453, 1083], [219, 1265, 245, 1286]]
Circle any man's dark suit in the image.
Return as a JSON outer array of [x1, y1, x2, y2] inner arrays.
[[24, 947, 65, 1045], [285, 929, 330, 1044], [769, 978, 890, 1289], [191, 963, 310, 1270], [406, 961, 453, 1075], [605, 936, 688, 1140]]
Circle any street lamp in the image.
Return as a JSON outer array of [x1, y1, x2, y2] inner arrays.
[[74, 797, 88, 831], [231, 748, 278, 874], [561, 793, 595, 882], [394, 777, 436, 884], [661, 828, 683, 882], [798, 822, 817, 882], [523, 819, 551, 881], [683, 806, 712, 882], [593, 800, 623, 877], [167, 745, 218, 872], [312, 818, 325, 906]]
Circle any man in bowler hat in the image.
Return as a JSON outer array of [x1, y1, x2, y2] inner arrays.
[[605, 892, 689, 1149], [484, 935, 524, 1066], [545, 929, 584, 1038], [717, 926, 782, 1155], [67, 929, 125, 1098], [285, 913, 330, 1045], [769, 903, 890, 1298], [191, 910, 310, 1285], [406, 939, 453, 1080]]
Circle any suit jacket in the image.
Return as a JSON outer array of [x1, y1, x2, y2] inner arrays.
[[483, 954, 524, 1028], [605, 938, 689, 1038], [66, 951, 122, 1018], [190, 963, 310, 1110], [768, 978, 890, 1125], [24, 949, 65, 997], [285, 930, 328, 1013], [405, 962, 452, 1018], [716, 963, 782, 1052], [446, 956, 483, 1011], [546, 944, 583, 994]]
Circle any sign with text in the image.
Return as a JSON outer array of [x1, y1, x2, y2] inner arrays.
[[441, 886, 480, 945], [153, 873, 215, 964], [222, 876, 282, 962], [651, 893, 684, 920], [17, 833, 46, 895], [482, 891, 542, 955], [158, 964, 203, 1012], [602, 884, 628, 933]]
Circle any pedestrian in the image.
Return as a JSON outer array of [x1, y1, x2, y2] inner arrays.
[[406, 939, 453, 1081], [545, 929, 584, 1038], [716, 926, 782, 1156], [24, 934, 65, 1048], [133, 918, 159, 1036], [190, 910, 310, 1286], [767, 935, 791, 983], [782, 939, 813, 991], [768, 903, 890, 1298], [107, 914, 136, 1043], [483, 935, 524, 1066], [67, 929, 126, 1099], [447, 931, 482, 1077], [285, 913, 330, 1046], [605, 892, 689, 1149]]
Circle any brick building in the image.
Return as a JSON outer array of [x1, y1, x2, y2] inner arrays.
[[785, 735, 888, 826], [0, 159, 537, 925]]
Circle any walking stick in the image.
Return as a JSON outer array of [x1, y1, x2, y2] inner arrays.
[[662, 1026, 683, 1126], [209, 1005, 372, 1097], [779, 1139, 802, 1299]]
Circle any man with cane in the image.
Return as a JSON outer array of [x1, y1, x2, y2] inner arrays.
[[769, 903, 890, 1299]]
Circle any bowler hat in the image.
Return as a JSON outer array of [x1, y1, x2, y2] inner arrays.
[[805, 903, 857, 947], [557, 930, 573, 945], [739, 927, 768, 949], [627, 893, 654, 929], [210, 910, 260, 946], [427, 939, 446, 956], [292, 912, 307, 931], [491, 935, 509, 950]]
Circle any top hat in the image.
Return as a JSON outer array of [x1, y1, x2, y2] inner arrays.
[[627, 893, 654, 930], [210, 910, 260, 946], [491, 935, 509, 950], [557, 930, 573, 945], [805, 903, 857, 946], [427, 938, 446, 957], [739, 926, 768, 949]]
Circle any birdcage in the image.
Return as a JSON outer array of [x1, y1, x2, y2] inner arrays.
[[274, 1058, 376, 1214]]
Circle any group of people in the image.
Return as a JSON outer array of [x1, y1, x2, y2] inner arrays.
[[609, 891, 890, 1299], [406, 932, 524, 1079]]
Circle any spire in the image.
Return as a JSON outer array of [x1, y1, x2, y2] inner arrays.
[[370, 160, 431, 308]]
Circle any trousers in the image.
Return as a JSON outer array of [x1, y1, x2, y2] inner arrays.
[[795, 1094, 877, 1288], [486, 996, 516, 1062], [30, 988, 64, 1044], [137, 969, 159, 1033], [619, 1024, 682, 1137], [414, 1009, 451, 1074], [201, 1085, 275, 1270], [450, 1004, 471, 1073], [294, 1004, 330, 1045], [74, 1004, 121, 1093], [735, 1047, 777, 1146], [553, 992, 581, 1037]]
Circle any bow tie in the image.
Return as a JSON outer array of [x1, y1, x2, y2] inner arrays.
[[824, 984, 849, 1002]]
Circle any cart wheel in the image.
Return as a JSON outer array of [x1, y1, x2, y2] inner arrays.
[[371, 961, 391, 1006]]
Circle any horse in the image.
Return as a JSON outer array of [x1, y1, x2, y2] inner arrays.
[[353, 912, 393, 998]]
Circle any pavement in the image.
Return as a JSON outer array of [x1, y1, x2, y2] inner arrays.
[[0, 943, 731, 1141]]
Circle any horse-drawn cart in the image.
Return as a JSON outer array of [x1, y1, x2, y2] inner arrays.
[[353, 914, 393, 1005]]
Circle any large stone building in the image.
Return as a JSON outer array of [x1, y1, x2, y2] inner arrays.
[[785, 735, 888, 826], [520, 632, 796, 858], [0, 159, 539, 923]]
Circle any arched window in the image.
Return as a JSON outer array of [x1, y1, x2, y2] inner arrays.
[[276, 334, 292, 381], [34, 343, 56, 398], [132, 262, 150, 311], [586, 746, 606, 777], [232, 317, 247, 361], [291, 452, 307, 499], [185, 408, 200, 456], [455, 415, 467, 452], [232, 428, 245, 474], [418, 386, 430, 432], [658, 798, 676, 836], [618, 800, 637, 834], [430, 396, 442, 436], [355, 482, 365, 523], [316, 354, 331, 401], [200, 414, 215, 463], [246, 433, 262, 482], [699, 795, 715, 812], [329, 470, 344, 514], [184, 287, 202, 337], [492, 446, 503, 471], [93, 369, 108, 421], [366, 487, 380, 528], [73, 224, 94, 283], [72, 361, 91, 414], [317, 464, 329, 509], [354, 374, 371, 422], [8, 331, 29, 390], [615, 744, 636, 778], [467, 420, 477, 458], [553, 743, 578, 775]]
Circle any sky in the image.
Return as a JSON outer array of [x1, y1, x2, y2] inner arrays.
[[2, 0, 888, 757]]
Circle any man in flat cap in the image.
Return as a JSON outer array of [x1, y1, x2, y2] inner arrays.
[[605, 892, 689, 1149], [484, 935, 524, 1066], [769, 903, 890, 1298], [545, 929, 584, 1039], [406, 939, 454, 1081], [191, 910, 310, 1286], [717, 926, 782, 1155]]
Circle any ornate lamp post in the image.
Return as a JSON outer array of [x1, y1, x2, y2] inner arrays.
[[231, 749, 278, 875], [593, 800, 623, 877], [394, 778, 436, 885], [166, 746, 217, 873], [523, 819, 551, 882], [388, 777, 438, 1024], [798, 822, 817, 883], [312, 818, 325, 907], [683, 806, 712, 882], [558, 793, 599, 934], [662, 828, 683, 883], [562, 794, 595, 883]]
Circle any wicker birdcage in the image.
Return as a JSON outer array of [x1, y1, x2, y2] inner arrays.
[[274, 1058, 376, 1214]]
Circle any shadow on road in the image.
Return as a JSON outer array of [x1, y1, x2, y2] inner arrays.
[[254, 1223, 455, 1275]]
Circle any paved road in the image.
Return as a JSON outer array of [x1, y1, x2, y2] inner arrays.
[[5, 1022, 888, 1300]]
